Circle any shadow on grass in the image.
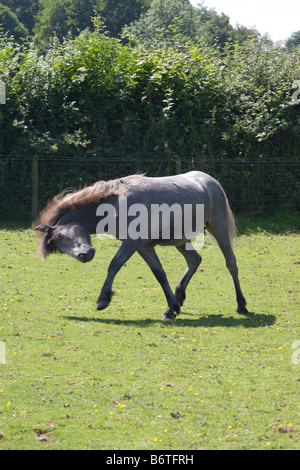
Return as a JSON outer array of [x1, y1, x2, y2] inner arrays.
[[64, 312, 276, 329]]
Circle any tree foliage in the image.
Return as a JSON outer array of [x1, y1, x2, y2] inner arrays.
[[100, 0, 152, 38], [32, 0, 151, 50], [123, 0, 258, 47], [1, 0, 298, 51], [0, 3, 29, 41], [286, 30, 300, 50], [33, 0, 106, 51], [0, 1, 299, 218], [0, 0, 41, 35], [0, 17, 299, 219]]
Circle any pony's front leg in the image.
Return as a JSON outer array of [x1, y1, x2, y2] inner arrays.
[[138, 246, 180, 320], [97, 240, 137, 311]]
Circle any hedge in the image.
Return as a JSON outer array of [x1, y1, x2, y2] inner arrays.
[[0, 27, 299, 220]]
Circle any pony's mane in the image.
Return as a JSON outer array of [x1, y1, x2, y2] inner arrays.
[[36, 174, 144, 227]]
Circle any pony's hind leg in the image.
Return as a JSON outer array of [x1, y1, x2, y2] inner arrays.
[[206, 221, 248, 315], [224, 248, 248, 314], [174, 243, 202, 307]]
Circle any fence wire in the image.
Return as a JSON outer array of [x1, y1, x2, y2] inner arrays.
[[0, 154, 299, 222]]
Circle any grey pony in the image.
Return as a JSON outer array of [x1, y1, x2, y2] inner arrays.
[[35, 171, 248, 320]]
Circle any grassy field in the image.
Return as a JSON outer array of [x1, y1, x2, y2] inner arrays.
[[0, 214, 299, 450]]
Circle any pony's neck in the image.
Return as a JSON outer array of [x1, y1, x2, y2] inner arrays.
[[58, 204, 99, 234]]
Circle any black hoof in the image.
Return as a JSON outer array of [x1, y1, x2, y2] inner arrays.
[[97, 291, 114, 311], [161, 303, 180, 321], [161, 313, 176, 321], [237, 306, 249, 315], [97, 300, 110, 310]]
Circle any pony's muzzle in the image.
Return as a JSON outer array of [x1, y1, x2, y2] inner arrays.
[[78, 247, 95, 262]]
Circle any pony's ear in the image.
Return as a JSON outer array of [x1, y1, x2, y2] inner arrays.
[[35, 225, 58, 258], [35, 224, 55, 233]]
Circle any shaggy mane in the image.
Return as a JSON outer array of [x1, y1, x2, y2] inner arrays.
[[35, 174, 144, 227]]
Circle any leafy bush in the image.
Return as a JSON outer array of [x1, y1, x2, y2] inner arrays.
[[0, 24, 299, 220]]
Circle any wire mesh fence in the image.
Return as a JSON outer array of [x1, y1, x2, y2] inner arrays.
[[0, 153, 299, 222]]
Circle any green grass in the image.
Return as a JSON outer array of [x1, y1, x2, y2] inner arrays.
[[0, 216, 299, 449]]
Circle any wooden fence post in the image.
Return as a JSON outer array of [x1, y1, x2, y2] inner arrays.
[[175, 158, 181, 175], [31, 155, 39, 220]]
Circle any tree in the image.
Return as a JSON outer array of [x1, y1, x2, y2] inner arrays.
[[33, 0, 151, 51], [0, 3, 29, 40], [124, 0, 198, 44], [232, 24, 260, 45], [286, 30, 300, 50], [124, 0, 259, 47], [33, 0, 106, 51], [0, 0, 42, 35], [194, 6, 233, 46], [100, 0, 151, 38]]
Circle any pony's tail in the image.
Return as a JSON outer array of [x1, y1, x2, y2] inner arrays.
[[205, 179, 237, 249], [224, 191, 237, 248]]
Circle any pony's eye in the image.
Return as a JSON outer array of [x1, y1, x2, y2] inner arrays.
[[58, 233, 64, 239]]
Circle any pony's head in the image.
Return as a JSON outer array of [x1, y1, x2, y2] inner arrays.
[[35, 223, 95, 263]]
